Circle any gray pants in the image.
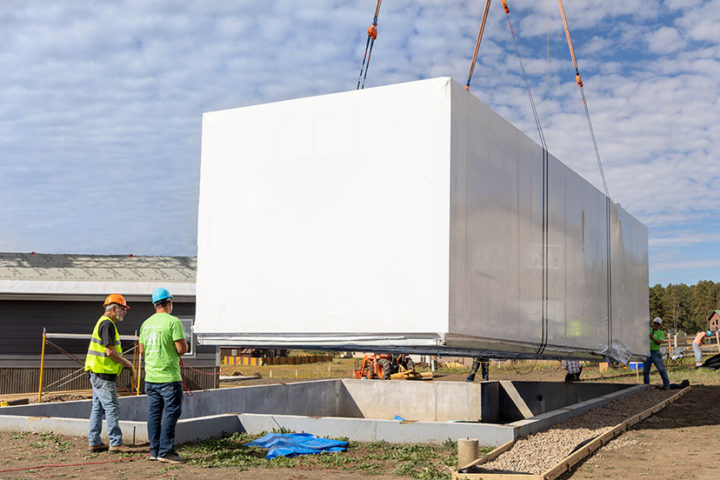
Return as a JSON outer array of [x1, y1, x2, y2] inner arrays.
[[693, 342, 703, 364]]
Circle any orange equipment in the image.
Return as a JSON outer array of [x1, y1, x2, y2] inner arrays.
[[103, 293, 129, 309], [352, 353, 415, 380]]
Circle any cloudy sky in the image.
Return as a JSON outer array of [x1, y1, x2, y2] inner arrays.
[[0, 0, 717, 286]]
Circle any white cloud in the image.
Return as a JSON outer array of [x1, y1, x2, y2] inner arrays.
[[676, 0, 720, 42], [651, 233, 720, 248], [665, 0, 704, 9], [0, 0, 718, 285], [580, 36, 613, 56], [646, 26, 684, 54], [653, 258, 720, 272]]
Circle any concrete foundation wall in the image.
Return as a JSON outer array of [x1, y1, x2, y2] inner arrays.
[[0, 380, 644, 446], [1, 380, 633, 424], [510, 384, 648, 437], [502, 381, 631, 419], [340, 379, 490, 421], [1, 380, 341, 422], [236, 413, 515, 445]]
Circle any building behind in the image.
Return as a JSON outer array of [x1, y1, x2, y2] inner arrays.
[[709, 310, 720, 333], [0, 253, 217, 394]]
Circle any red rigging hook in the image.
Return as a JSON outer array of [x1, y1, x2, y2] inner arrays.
[[368, 24, 378, 40]]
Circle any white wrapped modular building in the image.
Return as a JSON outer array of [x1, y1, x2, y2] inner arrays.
[[194, 77, 648, 362]]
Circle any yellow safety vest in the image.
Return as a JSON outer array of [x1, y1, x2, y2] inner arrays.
[[84, 316, 123, 375]]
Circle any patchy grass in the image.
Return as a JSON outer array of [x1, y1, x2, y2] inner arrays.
[[179, 432, 465, 479], [18, 431, 75, 453], [586, 357, 720, 386]]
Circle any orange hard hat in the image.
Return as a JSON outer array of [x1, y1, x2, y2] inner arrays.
[[103, 293, 129, 309]]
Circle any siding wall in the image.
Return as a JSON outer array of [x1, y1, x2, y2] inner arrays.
[[0, 299, 217, 368], [709, 313, 720, 332]]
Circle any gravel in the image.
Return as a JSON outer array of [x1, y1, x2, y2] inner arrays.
[[480, 387, 676, 475]]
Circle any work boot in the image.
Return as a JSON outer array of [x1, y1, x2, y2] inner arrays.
[[109, 444, 134, 453], [157, 453, 186, 464], [88, 444, 107, 452]]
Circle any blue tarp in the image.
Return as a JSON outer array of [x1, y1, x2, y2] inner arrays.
[[246, 433, 348, 459]]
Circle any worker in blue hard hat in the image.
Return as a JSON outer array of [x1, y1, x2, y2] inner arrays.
[[643, 317, 670, 389], [692, 330, 714, 367], [139, 287, 188, 464]]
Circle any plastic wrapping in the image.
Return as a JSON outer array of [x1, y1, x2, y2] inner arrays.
[[194, 77, 649, 361]]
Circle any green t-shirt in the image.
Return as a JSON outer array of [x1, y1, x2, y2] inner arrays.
[[650, 327, 665, 351], [139, 312, 186, 383]]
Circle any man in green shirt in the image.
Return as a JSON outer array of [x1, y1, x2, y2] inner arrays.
[[139, 287, 188, 464], [642, 317, 670, 389]]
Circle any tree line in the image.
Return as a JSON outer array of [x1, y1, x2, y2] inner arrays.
[[649, 281, 720, 334]]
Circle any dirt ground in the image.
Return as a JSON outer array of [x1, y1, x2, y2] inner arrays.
[[2, 361, 719, 479], [563, 385, 720, 480], [2, 385, 717, 479], [0, 431, 411, 480]]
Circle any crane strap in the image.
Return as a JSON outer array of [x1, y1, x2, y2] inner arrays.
[[500, 0, 549, 356], [356, 0, 383, 90], [465, 0, 492, 91], [500, 0, 546, 150], [556, 0, 609, 197]]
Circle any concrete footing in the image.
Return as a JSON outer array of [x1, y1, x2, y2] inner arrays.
[[0, 380, 645, 446]]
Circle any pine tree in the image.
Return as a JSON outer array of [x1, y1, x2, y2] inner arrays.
[[692, 281, 719, 332], [662, 283, 692, 334], [649, 284, 665, 321]]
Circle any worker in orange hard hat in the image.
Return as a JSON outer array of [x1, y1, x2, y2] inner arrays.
[[103, 293, 130, 310], [84, 294, 138, 453]]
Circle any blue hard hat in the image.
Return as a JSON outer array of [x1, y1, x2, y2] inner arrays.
[[709, 331, 714, 337], [152, 287, 173, 304]]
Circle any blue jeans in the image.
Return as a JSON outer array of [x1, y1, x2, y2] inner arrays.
[[643, 350, 670, 388], [146, 381, 183, 458], [88, 373, 123, 447]]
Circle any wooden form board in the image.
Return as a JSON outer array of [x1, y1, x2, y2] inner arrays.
[[453, 387, 691, 480]]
